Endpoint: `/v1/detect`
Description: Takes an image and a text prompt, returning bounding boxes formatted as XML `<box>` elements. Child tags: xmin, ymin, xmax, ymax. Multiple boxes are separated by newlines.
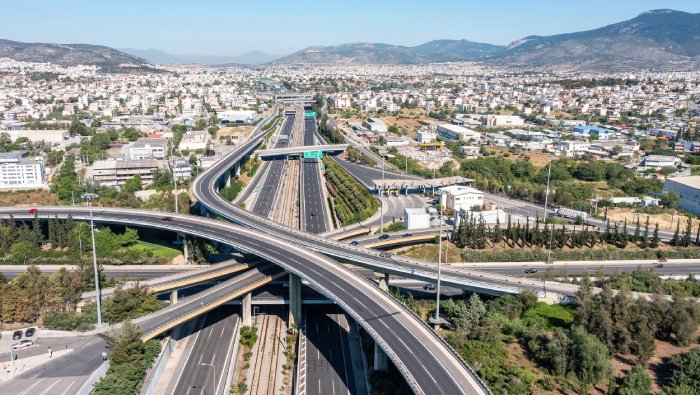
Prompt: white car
<box><xmin>11</xmin><ymin>339</ymin><xmax>33</xmax><ymax>349</ymax></box>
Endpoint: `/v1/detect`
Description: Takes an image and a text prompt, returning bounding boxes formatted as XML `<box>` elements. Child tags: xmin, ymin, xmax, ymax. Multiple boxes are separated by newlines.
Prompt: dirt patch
<box><xmin>0</xmin><ymin>190</ymin><xmax>56</xmax><ymax>206</ymax></box>
<box><xmin>217</xmin><ymin>125</ymin><xmax>254</xmax><ymax>139</ymax></box>
<box><xmin>606</xmin><ymin>207</ymin><xmax>696</xmax><ymax>234</ymax></box>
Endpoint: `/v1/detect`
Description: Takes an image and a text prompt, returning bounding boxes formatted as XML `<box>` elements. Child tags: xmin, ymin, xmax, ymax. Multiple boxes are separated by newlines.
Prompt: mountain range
<box><xmin>0</xmin><ymin>9</ymin><xmax>699</xmax><ymax>71</ymax></box>
<box><xmin>118</xmin><ymin>48</ymin><xmax>279</xmax><ymax>65</ymax></box>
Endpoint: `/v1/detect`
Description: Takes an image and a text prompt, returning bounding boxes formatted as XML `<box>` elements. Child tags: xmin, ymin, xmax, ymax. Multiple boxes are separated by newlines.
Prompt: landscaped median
<box><xmin>323</xmin><ymin>157</ymin><xmax>379</xmax><ymax>226</ymax></box>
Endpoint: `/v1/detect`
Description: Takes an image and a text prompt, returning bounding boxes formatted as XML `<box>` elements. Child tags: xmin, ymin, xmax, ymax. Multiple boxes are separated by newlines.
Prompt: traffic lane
<box><xmin>173</xmin><ymin>307</ymin><xmax>238</xmax><ymax>395</ymax></box>
<box><xmin>305</xmin><ymin>306</ymin><xmax>355</xmax><ymax>395</ymax></box>
<box><xmin>303</xmin><ymin>161</ymin><xmax>328</xmax><ymax>234</ymax></box>
<box><xmin>0</xmin><ymin>265</ymin><xmax>191</xmax><ymax>280</ymax></box>
<box><xmin>2</xmin><ymin>335</ymin><xmax>107</xmax><ymax>395</ymax></box>
<box><xmin>252</xmin><ymin>160</ymin><xmax>285</xmax><ymax>217</ymax></box>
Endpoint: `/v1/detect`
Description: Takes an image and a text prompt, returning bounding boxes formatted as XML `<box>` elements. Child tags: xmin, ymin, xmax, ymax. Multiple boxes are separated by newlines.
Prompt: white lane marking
<box><xmin>58</xmin><ymin>380</ymin><xmax>75</xmax><ymax>395</ymax></box>
<box><xmin>220</xmin><ymin>325</ymin><xmax>225</xmax><ymax>338</ymax></box>
<box><xmin>18</xmin><ymin>378</ymin><xmax>45</xmax><ymax>395</ymax></box>
<box><xmin>421</xmin><ymin>363</ymin><xmax>437</xmax><ymax>383</ymax></box>
<box><xmin>172</xmin><ymin>313</ymin><xmax>208</xmax><ymax>392</ymax></box>
<box><xmin>39</xmin><ymin>378</ymin><xmax>62</xmax><ymax>395</ymax></box>
<box><xmin>318</xmin><ymin>379</ymin><xmax>321</xmax><ymax>394</ymax></box>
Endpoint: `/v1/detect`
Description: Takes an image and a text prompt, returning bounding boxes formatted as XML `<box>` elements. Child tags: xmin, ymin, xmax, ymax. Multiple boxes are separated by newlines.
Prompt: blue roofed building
<box><xmin>573</xmin><ymin>125</ymin><xmax>613</xmax><ymax>139</ymax></box>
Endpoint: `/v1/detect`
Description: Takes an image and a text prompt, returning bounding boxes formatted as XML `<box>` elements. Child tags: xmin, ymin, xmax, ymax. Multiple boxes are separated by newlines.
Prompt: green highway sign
<box><xmin>303</xmin><ymin>151</ymin><xmax>323</xmax><ymax>159</ymax></box>
<box><xmin>305</xmin><ymin>111</ymin><xmax>316</xmax><ymax>117</ymax></box>
<box><xmin>321</xmin><ymin>164</ymin><xmax>326</xmax><ymax>169</ymax></box>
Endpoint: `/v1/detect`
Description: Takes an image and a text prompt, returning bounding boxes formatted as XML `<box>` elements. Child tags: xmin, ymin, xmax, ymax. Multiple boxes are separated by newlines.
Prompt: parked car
<box><xmin>379</xmin><ymin>252</ymin><xmax>392</xmax><ymax>258</ymax></box>
<box><xmin>11</xmin><ymin>340</ymin><xmax>33</xmax><ymax>350</ymax></box>
<box><xmin>402</xmin><ymin>233</ymin><xmax>413</xmax><ymax>237</ymax></box>
<box><xmin>379</xmin><ymin>234</ymin><xmax>390</xmax><ymax>240</ymax></box>
<box><xmin>349</xmin><ymin>241</ymin><xmax>359</xmax><ymax>246</ymax></box>
<box><xmin>25</xmin><ymin>328</ymin><xmax>35</xmax><ymax>337</ymax></box>
<box><xmin>12</xmin><ymin>330</ymin><xmax>22</xmax><ymax>340</ymax></box>
<box><xmin>27</xmin><ymin>208</ymin><xmax>38</xmax><ymax>214</ymax></box>
<box><xmin>161</xmin><ymin>216</ymin><xmax>173</xmax><ymax>222</ymax></box>
<box><xmin>524</xmin><ymin>268</ymin><xmax>538</xmax><ymax>274</ymax></box>
<box><xmin>423</xmin><ymin>284</ymin><xmax>437</xmax><ymax>291</ymax></box>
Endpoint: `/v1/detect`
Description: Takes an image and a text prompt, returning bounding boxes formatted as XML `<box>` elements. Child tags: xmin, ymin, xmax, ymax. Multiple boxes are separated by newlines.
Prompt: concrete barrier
<box><xmin>140</xmin><ymin>338</ymin><xmax>172</xmax><ymax>395</ymax></box>
<box><xmin>77</xmin><ymin>360</ymin><xmax>109</xmax><ymax>395</ymax></box>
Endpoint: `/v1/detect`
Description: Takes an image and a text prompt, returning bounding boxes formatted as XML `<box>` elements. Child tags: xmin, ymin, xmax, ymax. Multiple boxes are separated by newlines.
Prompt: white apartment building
<box><xmin>129</xmin><ymin>138</ymin><xmax>167</xmax><ymax>159</ymax></box>
<box><xmin>366</xmin><ymin>118</ymin><xmax>387</xmax><ymax>132</ymax></box>
<box><xmin>436</xmin><ymin>124</ymin><xmax>480</xmax><ymax>142</ymax></box>
<box><xmin>483</xmin><ymin>115</ymin><xmax>525</xmax><ymax>128</ymax></box>
<box><xmin>439</xmin><ymin>185</ymin><xmax>484</xmax><ymax>212</ymax></box>
<box><xmin>558</xmin><ymin>140</ymin><xmax>590</xmax><ymax>156</ymax></box>
<box><xmin>171</xmin><ymin>158</ymin><xmax>193</xmax><ymax>180</ymax></box>
<box><xmin>0</xmin><ymin>153</ymin><xmax>46</xmax><ymax>189</ymax></box>
<box><xmin>640</xmin><ymin>155</ymin><xmax>682</xmax><ymax>170</ymax></box>
<box><xmin>416</xmin><ymin>130</ymin><xmax>437</xmax><ymax>144</ymax></box>
<box><xmin>219</xmin><ymin>110</ymin><xmax>258</xmax><ymax>125</ymax></box>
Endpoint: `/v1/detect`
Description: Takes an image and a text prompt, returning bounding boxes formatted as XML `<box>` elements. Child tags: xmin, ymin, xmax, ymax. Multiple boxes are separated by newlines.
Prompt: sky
<box><xmin>2</xmin><ymin>0</ymin><xmax>699</xmax><ymax>56</ymax></box>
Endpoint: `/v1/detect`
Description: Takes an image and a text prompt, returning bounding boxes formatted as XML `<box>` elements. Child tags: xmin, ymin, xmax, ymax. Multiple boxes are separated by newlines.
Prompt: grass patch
<box><xmin>136</xmin><ymin>240</ymin><xmax>182</xmax><ymax>261</ymax></box>
<box><xmin>522</xmin><ymin>302</ymin><xmax>575</xmax><ymax>330</ymax></box>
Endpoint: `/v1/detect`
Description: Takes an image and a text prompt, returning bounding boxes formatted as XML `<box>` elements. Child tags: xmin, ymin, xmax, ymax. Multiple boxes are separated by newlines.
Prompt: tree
<box><xmin>651</xmin><ymin>223</ymin><xmax>660</xmax><ymax>248</ymax></box>
<box><xmin>122</xmin><ymin>174</ymin><xmax>142</xmax><ymax>194</ymax></box>
<box><xmin>664</xmin><ymin>348</ymin><xmax>700</xmax><ymax>395</ymax></box>
<box><xmin>683</xmin><ymin>216</ymin><xmax>693</xmax><ymax>247</ymax></box>
<box><xmin>661</xmin><ymin>191</ymin><xmax>681</xmax><ymax>209</ymax></box>
<box><xmin>616</xmin><ymin>365</ymin><xmax>652</xmax><ymax>395</ymax></box>
<box><xmin>121</xmin><ymin>127</ymin><xmax>142</xmax><ymax>142</ymax></box>
<box><xmin>568</xmin><ymin>326</ymin><xmax>612</xmax><ymax>391</ymax></box>
<box><xmin>672</xmin><ymin>221</ymin><xmax>681</xmax><ymax>246</ymax></box>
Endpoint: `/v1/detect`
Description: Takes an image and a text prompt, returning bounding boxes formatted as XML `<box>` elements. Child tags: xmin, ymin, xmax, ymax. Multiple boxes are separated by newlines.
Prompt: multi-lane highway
<box><xmin>0</xmin><ymin>207</ymin><xmax>492</xmax><ymax>395</ymax></box>
<box><xmin>252</xmin><ymin>114</ymin><xmax>294</xmax><ymax>217</ymax></box>
<box><xmin>301</xmin><ymin>116</ymin><xmax>329</xmax><ymax>233</ymax></box>
<box><xmin>169</xmin><ymin>307</ymin><xmax>239</xmax><ymax>395</ymax></box>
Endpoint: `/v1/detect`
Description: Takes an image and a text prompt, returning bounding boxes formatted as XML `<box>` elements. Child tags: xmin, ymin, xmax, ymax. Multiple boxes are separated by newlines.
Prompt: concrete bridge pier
<box><xmin>170</xmin><ymin>290</ymin><xmax>178</xmax><ymax>305</ymax></box>
<box><xmin>289</xmin><ymin>273</ymin><xmax>302</xmax><ymax>327</ymax></box>
<box><xmin>374</xmin><ymin>343</ymin><xmax>388</xmax><ymax>372</ymax></box>
<box><xmin>242</xmin><ymin>292</ymin><xmax>252</xmax><ymax>326</ymax></box>
<box><xmin>375</xmin><ymin>272</ymin><xmax>390</xmax><ymax>291</ymax></box>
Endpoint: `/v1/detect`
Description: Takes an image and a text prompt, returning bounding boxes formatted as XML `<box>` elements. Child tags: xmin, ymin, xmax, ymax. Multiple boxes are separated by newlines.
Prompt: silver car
<box><xmin>11</xmin><ymin>339</ymin><xmax>33</xmax><ymax>349</ymax></box>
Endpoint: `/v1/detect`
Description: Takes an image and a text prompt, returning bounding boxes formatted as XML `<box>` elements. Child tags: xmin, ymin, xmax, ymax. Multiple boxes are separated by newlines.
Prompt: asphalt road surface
<box><xmin>1</xmin><ymin>335</ymin><xmax>108</xmax><ymax>395</ymax></box>
<box><xmin>332</xmin><ymin>157</ymin><xmax>414</xmax><ymax>188</ymax></box>
<box><xmin>304</xmin><ymin>305</ymin><xmax>356</xmax><ymax>395</ymax></box>
<box><xmin>252</xmin><ymin>114</ymin><xmax>294</xmax><ymax>217</ymax></box>
<box><xmin>170</xmin><ymin>307</ymin><xmax>239</xmax><ymax>395</ymax></box>
<box><xmin>301</xmin><ymin>116</ymin><xmax>329</xmax><ymax>234</ymax></box>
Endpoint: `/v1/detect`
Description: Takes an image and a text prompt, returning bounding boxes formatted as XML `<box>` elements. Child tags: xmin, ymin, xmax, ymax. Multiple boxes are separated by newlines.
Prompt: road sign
<box><xmin>304</xmin><ymin>111</ymin><xmax>316</xmax><ymax>117</ymax></box>
<box><xmin>321</xmin><ymin>164</ymin><xmax>326</xmax><ymax>169</ymax></box>
<box><xmin>303</xmin><ymin>151</ymin><xmax>323</xmax><ymax>159</ymax></box>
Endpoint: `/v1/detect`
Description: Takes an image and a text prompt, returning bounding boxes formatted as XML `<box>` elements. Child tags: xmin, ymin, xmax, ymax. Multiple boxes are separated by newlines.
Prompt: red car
<box><xmin>27</xmin><ymin>208</ymin><xmax>38</xmax><ymax>214</ymax></box>
<box><xmin>161</xmin><ymin>216</ymin><xmax>173</xmax><ymax>222</ymax></box>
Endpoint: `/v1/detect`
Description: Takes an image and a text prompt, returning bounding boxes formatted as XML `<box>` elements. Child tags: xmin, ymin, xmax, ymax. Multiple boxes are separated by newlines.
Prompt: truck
<box><xmin>555</xmin><ymin>208</ymin><xmax>588</xmax><ymax>221</ymax></box>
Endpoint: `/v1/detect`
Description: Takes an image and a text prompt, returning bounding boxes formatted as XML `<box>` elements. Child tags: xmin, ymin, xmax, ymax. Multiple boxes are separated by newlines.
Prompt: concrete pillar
<box><xmin>373</xmin><ymin>342</ymin><xmax>388</xmax><ymax>372</ymax></box>
<box><xmin>170</xmin><ymin>290</ymin><xmax>178</xmax><ymax>305</ymax></box>
<box><xmin>199</xmin><ymin>204</ymin><xmax>208</xmax><ymax>217</ymax></box>
<box><xmin>375</xmin><ymin>272</ymin><xmax>389</xmax><ymax>292</ymax></box>
<box><xmin>234</xmin><ymin>163</ymin><xmax>241</xmax><ymax>177</ymax></box>
<box><xmin>289</xmin><ymin>273</ymin><xmax>302</xmax><ymax>327</ymax></box>
<box><xmin>242</xmin><ymin>292</ymin><xmax>252</xmax><ymax>326</ymax></box>
<box><xmin>181</xmin><ymin>236</ymin><xmax>188</xmax><ymax>263</ymax></box>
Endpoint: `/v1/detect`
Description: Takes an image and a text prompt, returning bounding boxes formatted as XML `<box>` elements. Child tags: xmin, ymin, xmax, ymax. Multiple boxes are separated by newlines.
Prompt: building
<box><xmin>171</xmin><ymin>158</ymin><xmax>192</xmax><ymax>180</ymax></box>
<box><xmin>456</xmin><ymin>208</ymin><xmax>507</xmax><ymax>225</ymax></box>
<box><xmin>385</xmin><ymin>135</ymin><xmax>409</xmax><ymax>146</ymax></box>
<box><xmin>366</xmin><ymin>118</ymin><xmax>387</xmax><ymax>133</ymax></box>
<box><xmin>436</xmin><ymin>124</ymin><xmax>480</xmax><ymax>142</ymax></box>
<box><xmin>573</xmin><ymin>125</ymin><xmax>613</xmax><ymax>139</ymax></box>
<box><xmin>664</xmin><ymin>176</ymin><xmax>700</xmax><ymax>215</ymax></box>
<box><xmin>558</xmin><ymin>140</ymin><xmax>590</xmax><ymax>156</ymax></box>
<box><xmin>404</xmin><ymin>208</ymin><xmax>430</xmax><ymax>230</ymax></box>
<box><xmin>92</xmin><ymin>159</ymin><xmax>166</xmax><ymax>187</ymax></box>
<box><xmin>438</xmin><ymin>185</ymin><xmax>484</xmax><ymax>212</ymax></box>
<box><xmin>416</xmin><ymin>130</ymin><xmax>436</xmax><ymax>144</ymax></box>
<box><xmin>219</xmin><ymin>110</ymin><xmax>258</xmax><ymax>125</ymax></box>
<box><xmin>483</xmin><ymin>115</ymin><xmax>524</xmax><ymax>128</ymax></box>
<box><xmin>0</xmin><ymin>153</ymin><xmax>46</xmax><ymax>189</ymax></box>
<box><xmin>129</xmin><ymin>138</ymin><xmax>167</xmax><ymax>159</ymax></box>
<box><xmin>178</xmin><ymin>131</ymin><xmax>209</xmax><ymax>151</ymax></box>
<box><xmin>639</xmin><ymin>155</ymin><xmax>682</xmax><ymax>170</ymax></box>
<box><xmin>559</xmin><ymin>120</ymin><xmax>587</xmax><ymax>127</ymax></box>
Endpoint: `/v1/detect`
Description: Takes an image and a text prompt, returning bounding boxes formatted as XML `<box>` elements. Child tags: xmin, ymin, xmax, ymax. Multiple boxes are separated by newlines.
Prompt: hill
<box><xmin>500</xmin><ymin>9</ymin><xmax>700</xmax><ymax>71</ymax></box>
<box><xmin>119</xmin><ymin>48</ymin><xmax>279</xmax><ymax>65</ymax></box>
<box><xmin>0</xmin><ymin>39</ymin><xmax>147</xmax><ymax>71</ymax></box>
<box><xmin>272</xmin><ymin>40</ymin><xmax>505</xmax><ymax>64</ymax></box>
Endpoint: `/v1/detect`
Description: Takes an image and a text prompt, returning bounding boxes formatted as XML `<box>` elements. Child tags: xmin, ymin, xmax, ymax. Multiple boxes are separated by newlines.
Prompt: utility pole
<box><xmin>380</xmin><ymin>149</ymin><xmax>385</xmax><ymax>233</ymax></box>
<box><xmin>83</xmin><ymin>193</ymin><xmax>102</xmax><ymax>327</ymax></box>
<box><xmin>543</xmin><ymin>156</ymin><xmax>552</xmax><ymax>221</ymax></box>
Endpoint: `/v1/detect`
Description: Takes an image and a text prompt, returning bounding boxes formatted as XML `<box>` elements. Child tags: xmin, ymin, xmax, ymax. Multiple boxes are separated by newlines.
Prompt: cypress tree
<box><xmin>671</xmin><ymin>221</ymin><xmax>681</xmax><ymax>247</ymax></box>
<box><xmin>683</xmin><ymin>216</ymin><xmax>692</xmax><ymax>247</ymax></box>
<box><xmin>634</xmin><ymin>217</ymin><xmax>641</xmax><ymax>242</ymax></box>
<box><xmin>492</xmin><ymin>215</ymin><xmax>502</xmax><ymax>244</ymax></box>
<box><xmin>695</xmin><ymin>223</ymin><xmax>700</xmax><ymax>246</ymax></box>
<box><xmin>651</xmin><ymin>223</ymin><xmax>660</xmax><ymax>248</ymax></box>
<box><xmin>506</xmin><ymin>214</ymin><xmax>512</xmax><ymax>246</ymax></box>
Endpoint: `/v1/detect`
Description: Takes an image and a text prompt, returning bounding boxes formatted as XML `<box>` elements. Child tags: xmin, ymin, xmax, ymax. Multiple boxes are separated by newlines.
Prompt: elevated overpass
<box><xmin>257</xmin><ymin>144</ymin><xmax>348</xmax><ymax>159</ymax></box>
<box><xmin>133</xmin><ymin>263</ymin><xmax>284</xmax><ymax>341</ymax></box>
<box><xmin>0</xmin><ymin>206</ymin><xmax>492</xmax><ymax>395</ymax></box>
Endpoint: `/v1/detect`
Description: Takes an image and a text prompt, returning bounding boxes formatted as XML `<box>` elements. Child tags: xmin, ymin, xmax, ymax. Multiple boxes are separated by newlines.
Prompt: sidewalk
<box><xmin>1</xmin><ymin>349</ymin><xmax>72</xmax><ymax>382</ymax></box>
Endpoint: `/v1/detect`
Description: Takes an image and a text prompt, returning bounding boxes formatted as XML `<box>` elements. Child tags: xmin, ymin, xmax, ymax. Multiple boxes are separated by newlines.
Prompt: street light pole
<box><xmin>380</xmin><ymin>150</ymin><xmax>385</xmax><ymax>234</ymax></box>
<box><xmin>434</xmin><ymin>203</ymin><xmax>444</xmax><ymax>322</ymax></box>
<box><xmin>85</xmin><ymin>194</ymin><xmax>103</xmax><ymax>326</ymax></box>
